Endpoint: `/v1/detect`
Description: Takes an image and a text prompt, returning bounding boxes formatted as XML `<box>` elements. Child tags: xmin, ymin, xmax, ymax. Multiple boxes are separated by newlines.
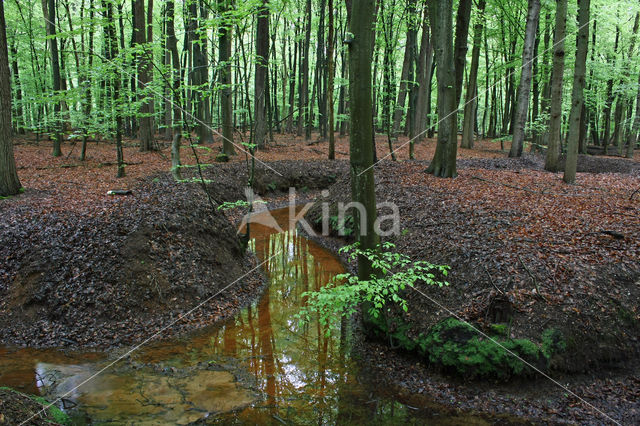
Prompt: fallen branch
<box><xmin>484</xmin><ymin>266</ymin><xmax>504</xmax><ymax>295</ymax></box>
<box><xmin>518</xmin><ymin>255</ymin><xmax>547</xmax><ymax>302</ymax></box>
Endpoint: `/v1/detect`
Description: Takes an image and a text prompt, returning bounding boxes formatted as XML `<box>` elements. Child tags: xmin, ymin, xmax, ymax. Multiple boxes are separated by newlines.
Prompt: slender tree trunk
<box><xmin>461</xmin><ymin>0</ymin><xmax>486</xmax><ymax>149</ymax></box>
<box><xmin>411</xmin><ymin>6</ymin><xmax>433</xmax><ymax>144</ymax></box>
<box><xmin>510</xmin><ymin>0</ymin><xmax>541</xmax><ymax>158</ymax></box>
<box><xmin>626</xmin><ymin>71</ymin><xmax>640</xmax><ymax>158</ymax></box>
<box><xmin>0</xmin><ymin>0</ymin><xmax>21</xmax><ymax>196</ymax></box>
<box><xmin>43</xmin><ymin>0</ymin><xmax>63</xmax><ymax>156</ymax></box>
<box><xmin>544</xmin><ymin>0</ymin><xmax>567</xmax><ymax>172</ymax></box>
<box><xmin>563</xmin><ymin>0</ymin><xmax>590</xmax><ymax>183</ymax></box>
<box><xmin>218</xmin><ymin>0</ymin><xmax>235</xmax><ymax>155</ymax></box>
<box><xmin>165</xmin><ymin>0</ymin><xmax>183</xmax><ymax>179</ymax></box>
<box><xmin>601</xmin><ymin>26</ymin><xmax>619</xmax><ymax>154</ymax></box>
<box><xmin>426</xmin><ymin>0</ymin><xmax>457</xmax><ymax>178</ymax></box>
<box><xmin>9</xmin><ymin>42</ymin><xmax>24</xmax><ymax>134</ymax></box>
<box><xmin>453</xmin><ymin>0</ymin><xmax>472</xmax><ymax>107</ymax></box>
<box><xmin>298</xmin><ymin>0</ymin><xmax>312</xmax><ymax>139</ymax></box>
<box><xmin>134</xmin><ymin>0</ymin><xmax>155</xmax><ymax>151</ymax></box>
<box><xmin>254</xmin><ymin>0</ymin><xmax>270</xmax><ymax>149</ymax></box>
<box><xmin>391</xmin><ymin>0</ymin><xmax>417</xmax><ymax>136</ymax></box>
<box><xmin>327</xmin><ymin>0</ymin><xmax>336</xmax><ymax>159</ymax></box>
<box><xmin>103</xmin><ymin>0</ymin><xmax>124</xmax><ymax>177</ymax></box>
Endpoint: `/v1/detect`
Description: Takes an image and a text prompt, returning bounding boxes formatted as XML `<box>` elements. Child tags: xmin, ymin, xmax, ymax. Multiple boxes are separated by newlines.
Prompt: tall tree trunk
<box><xmin>601</xmin><ymin>26</ymin><xmax>619</xmax><ymax>154</ymax></box>
<box><xmin>391</xmin><ymin>0</ymin><xmax>417</xmax><ymax>136</ymax></box>
<box><xmin>510</xmin><ymin>0</ymin><xmax>541</xmax><ymax>158</ymax></box>
<box><xmin>218</xmin><ymin>0</ymin><xmax>235</xmax><ymax>155</ymax></box>
<box><xmin>254</xmin><ymin>0</ymin><xmax>270</xmax><ymax>149</ymax></box>
<box><xmin>544</xmin><ymin>0</ymin><xmax>567</xmax><ymax>172</ymax></box>
<box><xmin>348</xmin><ymin>0</ymin><xmax>379</xmax><ymax>283</ymax></box>
<box><xmin>9</xmin><ymin>42</ymin><xmax>24</xmax><ymax>134</ymax></box>
<box><xmin>166</xmin><ymin>0</ymin><xmax>183</xmax><ymax>179</ymax></box>
<box><xmin>315</xmin><ymin>0</ymin><xmax>327</xmax><ymax>139</ymax></box>
<box><xmin>426</xmin><ymin>0</ymin><xmax>457</xmax><ymax>178</ymax></box>
<box><xmin>414</xmin><ymin>9</ymin><xmax>434</xmax><ymax>143</ymax></box>
<box><xmin>411</xmin><ymin>6</ymin><xmax>433</xmax><ymax>144</ymax></box>
<box><xmin>0</xmin><ymin>0</ymin><xmax>21</xmax><ymax>196</ymax></box>
<box><xmin>134</xmin><ymin>0</ymin><xmax>155</xmax><ymax>151</ymax></box>
<box><xmin>626</xmin><ymin>71</ymin><xmax>640</xmax><ymax>158</ymax></box>
<box><xmin>43</xmin><ymin>0</ymin><xmax>63</xmax><ymax>156</ymax></box>
<box><xmin>327</xmin><ymin>0</ymin><xmax>336</xmax><ymax>159</ymax></box>
<box><xmin>461</xmin><ymin>0</ymin><xmax>486</xmax><ymax>149</ymax></box>
<box><xmin>453</xmin><ymin>0</ymin><xmax>472</xmax><ymax>107</ymax></box>
<box><xmin>298</xmin><ymin>0</ymin><xmax>312</xmax><ymax>139</ymax></box>
<box><xmin>564</xmin><ymin>0</ymin><xmax>590</xmax><ymax>183</ymax></box>
<box><xmin>103</xmin><ymin>0</ymin><xmax>125</xmax><ymax>177</ymax></box>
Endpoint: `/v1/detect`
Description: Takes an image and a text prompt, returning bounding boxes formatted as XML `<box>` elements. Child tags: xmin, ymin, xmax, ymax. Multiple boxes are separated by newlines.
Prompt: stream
<box><xmin>0</xmin><ymin>208</ymin><xmax>497</xmax><ymax>425</ymax></box>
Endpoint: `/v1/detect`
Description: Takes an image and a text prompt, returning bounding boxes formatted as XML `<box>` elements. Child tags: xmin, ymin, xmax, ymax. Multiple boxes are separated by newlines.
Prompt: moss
<box><xmin>420</xmin><ymin>320</ymin><xmax>546</xmax><ymax>379</ymax></box>
<box><xmin>490</xmin><ymin>323</ymin><xmax>509</xmax><ymax>336</ymax></box>
<box><xmin>542</xmin><ymin>328</ymin><xmax>566</xmax><ymax>359</ymax></box>
<box><xmin>373</xmin><ymin>317</ymin><xmax>554</xmax><ymax>380</ymax></box>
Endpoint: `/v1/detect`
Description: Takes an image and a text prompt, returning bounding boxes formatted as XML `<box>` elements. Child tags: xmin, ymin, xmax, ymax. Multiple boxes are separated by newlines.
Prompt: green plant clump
<box><xmin>418</xmin><ymin>318</ymin><xmax>546</xmax><ymax>379</ymax></box>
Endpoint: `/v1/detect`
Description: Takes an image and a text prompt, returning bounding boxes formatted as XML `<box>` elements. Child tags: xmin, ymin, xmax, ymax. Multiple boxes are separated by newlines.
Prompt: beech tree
<box><xmin>0</xmin><ymin>0</ymin><xmax>21</xmax><ymax>196</ymax></box>
<box><xmin>545</xmin><ymin>0</ymin><xmax>567</xmax><ymax>172</ymax></box>
<box><xmin>510</xmin><ymin>0</ymin><xmax>541</xmax><ymax>158</ymax></box>
<box><xmin>564</xmin><ymin>0</ymin><xmax>590</xmax><ymax>183</ymax></box>
<box><xmin>426</xmin><ymin>0</ymin><xmax>457</xmax><ymax>178</ymax></box>
<box><xmin>348</xmin><ymin>0</ymin><xmax>378</xmax><ymax>279</ymax></box>
<box><xmin>254</xmin><ymin>0</ymin><xmax>270</xmax><ymax>149</ymax></box>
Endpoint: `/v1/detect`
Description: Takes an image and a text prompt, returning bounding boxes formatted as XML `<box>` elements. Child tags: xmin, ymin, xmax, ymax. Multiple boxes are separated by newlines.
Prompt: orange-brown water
<box><xmin>0</xmin><ymin>208</ymin><xmax>498</xmax><ymax>424</ymax></box>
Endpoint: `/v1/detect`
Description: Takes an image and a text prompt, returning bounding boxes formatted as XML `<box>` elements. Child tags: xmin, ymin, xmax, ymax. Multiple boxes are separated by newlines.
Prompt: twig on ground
<box><xmin>484</xmin><ymin>267</ymin><xmax>504</xmax><ymax>295</ymax></box>
<box><xmin>518</xmin><ymin>255</ymin><xmax>547</xmax><ymax>301</ymax></box>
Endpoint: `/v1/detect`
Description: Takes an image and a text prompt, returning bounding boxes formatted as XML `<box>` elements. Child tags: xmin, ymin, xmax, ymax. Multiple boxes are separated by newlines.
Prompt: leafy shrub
<box><xmin>297</xmin><ymin>242</ymin><xmax>449</xmax><ymax>328</ymax></box>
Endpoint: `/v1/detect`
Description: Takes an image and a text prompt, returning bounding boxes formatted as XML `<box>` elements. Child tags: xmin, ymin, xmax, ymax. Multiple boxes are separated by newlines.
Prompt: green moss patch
<box><xmin>369</xmin><ymin>316</ymin><xmax>567</xmax><ymax>380</ymax></box>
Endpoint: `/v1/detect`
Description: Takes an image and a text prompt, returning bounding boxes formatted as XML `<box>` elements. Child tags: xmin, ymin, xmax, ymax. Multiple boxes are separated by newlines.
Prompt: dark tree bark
<box><xmin>254</xmin><ymin>0</ymin><xmax>270</xmax><ymax>149</ymax></box>
<box><xmin>348</xmin><ymin>0</ymin><xmax>379</xmax><ymax>281</ymax></box>
<box><xmin>298</xmin><ymin>0</ymin><xmax>312</xmax><ymax>139</ymax></box>
<box><xmin>134</xmin><ymin>0</ymin><xmax>156</xmax><ymax>151</ymax></box>
<box><xmin>413</xmin><ymin>5</ymin><xmax>433</xmax><ymax>143</ymax></box>
<box><xmin>43</xmin><ymin>0</ymin><xmax>63</xmax><ymax>156</ymax></box>
<box><xmin>165</xmin><ymin>0</ymin><xmax>183</xmax><ymax>179</ymax></box>
<box><xmin>103</xmin><ymin>0</ymin><xmax>125</xmax><ymax>177</ymax></box>
<box><xmin>391</xmin><ymin>0</ymin><xmax>417</xmax><ymax>136</ymax></box>
<box><xmin>461</xmin><ymin>0</ymin><xmax>486</xmax><ymax>149</ymax></box>
<box><xmin>601</xmin><ymin>26</ymin><xmax>619</xmax><ymax>154</ymax></box>
<box><xmin>327</xmin><ymin>0</ymin><xmax>336</xmax><ymax>159</ymax></box>
<box><xmin>453</xmin><ymin>0</ymin><xmax>472</xmax><ymax>107</ymax></box>
<box><xmin>544</xmin><ymin>0</ymin><xmax>567</xmax><ymax>172</ymax></box>
<box><xmin>218</xmin><ymin>0</ymin><xmax>235</xmax><ymax>155</ymax></box>
<box><xmin>0</xmin><ymin>0</ymin><xmax>21</xmax><ymax>196</ymax></box>
<box><xmin>426</xmin><ymin>0</ymin><xmax>457</xmax><ymax>178</ymax></box>
<box><xmin>510</xmin><ymin>0</ymin><xmax>541</xmax><ymax>158</ymax></box>
<box><xmin>564</xmin><ymin>0</ymin><xmax>590</xmax><ymax>183</ymax></box>
<box><xmin>626</xmin><ymin>71</ymin><xmax>640</xmax><ymax>158</ymax></box>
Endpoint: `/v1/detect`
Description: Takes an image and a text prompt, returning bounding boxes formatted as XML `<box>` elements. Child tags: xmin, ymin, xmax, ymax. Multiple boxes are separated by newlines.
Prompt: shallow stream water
<box><xmin>0</xmin><ymin>208</ymin><xmax>498</xmax><ymax>424</ymax></box>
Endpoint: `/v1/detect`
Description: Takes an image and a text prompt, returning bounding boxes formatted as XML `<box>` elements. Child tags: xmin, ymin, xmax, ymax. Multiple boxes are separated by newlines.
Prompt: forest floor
<box><xmin>2</xmin><ymin>132</ymin><xmax>640</xmax><ymax>424</ymax></box>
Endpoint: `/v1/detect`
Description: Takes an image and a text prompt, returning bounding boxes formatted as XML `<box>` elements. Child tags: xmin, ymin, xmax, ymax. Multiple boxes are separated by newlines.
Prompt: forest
<box><xmin>0</xmin><ymin>0</ymin><xmax>639</xmax><ymax>424</ymax></box>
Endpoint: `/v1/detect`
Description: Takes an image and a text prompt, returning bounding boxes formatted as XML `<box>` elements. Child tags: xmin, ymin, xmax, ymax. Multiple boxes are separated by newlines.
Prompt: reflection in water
<box><xmin>0</xmin><ymin>208</ymin><xmax>501</xmax><ymax>425</ymax></box>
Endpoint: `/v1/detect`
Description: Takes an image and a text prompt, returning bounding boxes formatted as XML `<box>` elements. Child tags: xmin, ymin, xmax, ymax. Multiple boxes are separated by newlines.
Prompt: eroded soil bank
<box><xmin>302</xmin><ymin>154</ymin><xmax>640</xmax><ymax>424</ymax></box>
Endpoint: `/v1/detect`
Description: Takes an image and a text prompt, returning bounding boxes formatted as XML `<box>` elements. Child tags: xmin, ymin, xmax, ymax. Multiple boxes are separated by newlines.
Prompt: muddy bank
<box><xmin>302</xmin><ymin>155</ymin><xmax>640</xmax><ymax>424</ymax></box>
<box><xmin>0</xmin><ymin>386</ymin><xmax>68</xmax><ymax>425</ymax></box>
<box><xmin>0</xmin><ymin>172</ymin><xmax>263</xmax><ymax>349</ymax></box>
